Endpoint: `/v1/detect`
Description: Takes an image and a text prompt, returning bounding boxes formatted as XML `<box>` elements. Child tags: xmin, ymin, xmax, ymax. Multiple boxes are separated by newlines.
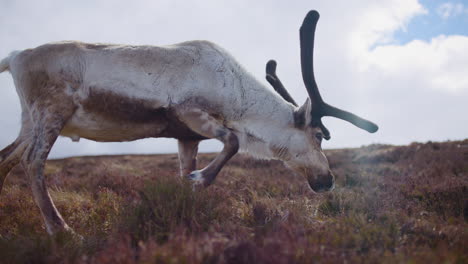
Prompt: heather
<box><xmin>0</xmin><ymin>140</ymin><xmax>466</xmax><ymax>263</ymax></box>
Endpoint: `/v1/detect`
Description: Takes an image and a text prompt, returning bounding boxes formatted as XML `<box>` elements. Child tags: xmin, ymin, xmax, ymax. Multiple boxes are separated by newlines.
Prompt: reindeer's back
<box><xmin>9</xmin><ymin>40</ymin><xmax>278</xmax><ymax>123</ymax></box>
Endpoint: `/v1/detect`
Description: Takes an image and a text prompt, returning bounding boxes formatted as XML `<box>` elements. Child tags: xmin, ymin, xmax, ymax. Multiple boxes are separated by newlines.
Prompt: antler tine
<box><xmin>300</xmin><ymin>10</ymin><xmax>323</xmax><ymax>107</ymax></box>
<box><xmin>318</xmin><ymin>120</ymin><xmax>331</xmax><ymax>140</ymax></box>
<box><xmin>266</xmin><ymin>60</ymin><xmax>298</xmax><ymax>107</ymax></box>
<box><xmin>323</xmin><ymin>103</ymin><xmax>379</xmax><ymax>133</ymax></box>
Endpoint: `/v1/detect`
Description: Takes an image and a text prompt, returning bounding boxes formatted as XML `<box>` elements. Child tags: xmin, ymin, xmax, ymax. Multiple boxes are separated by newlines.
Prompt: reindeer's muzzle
<box><xmin>308</xmin><ymin>170</ymin><xmax>335</xmax><ymax>193</ymax></box>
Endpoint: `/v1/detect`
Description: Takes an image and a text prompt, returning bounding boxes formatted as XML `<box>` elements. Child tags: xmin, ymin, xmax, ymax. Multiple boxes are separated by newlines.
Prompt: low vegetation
<box><xmin>0</xmin><ymin>140</ymin><xmax>467</xmax><ymax>263</ymax></box>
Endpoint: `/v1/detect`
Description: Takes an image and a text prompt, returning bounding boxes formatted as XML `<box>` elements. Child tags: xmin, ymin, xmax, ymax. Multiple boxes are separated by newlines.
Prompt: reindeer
<box><xmin>0</xmin><ymin>10</ymin><xmax>377</xmax><ymax>235</ymax></box>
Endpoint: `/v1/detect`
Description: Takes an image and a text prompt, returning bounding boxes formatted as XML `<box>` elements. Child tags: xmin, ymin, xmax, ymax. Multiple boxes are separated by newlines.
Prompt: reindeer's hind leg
<box><xmin>0</xmin><ymin>114</ymin><xmax>32</xmax><ymax>194</ymax></box>
<box><xmin>176</xmin><ymin>109</ymin><xmax>239</xmax><ymax>187</ymax></box>
<box><xmin>177</xmin><ymin>140</ymin><xmax>200</xmax><ymax>177</ymax></box>
<box><xmin>21</xmin><ymin>99</ymin><xmax>75</xmax><ymax>235</ymax></box>
<box><xmin>0</xmin><ymin>141</ymin><xmax>24</xmax><ymax>194</ymax></box>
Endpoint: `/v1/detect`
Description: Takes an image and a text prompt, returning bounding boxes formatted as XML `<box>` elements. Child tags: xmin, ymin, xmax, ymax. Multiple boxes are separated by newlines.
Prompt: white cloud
<box><xmin>342</xmin><ymin>0</ymin><xmax>468</xmax><ymax>94</ymax></box>
<box><xmin>330</xmin><ymin>0</ymin><xmax>468</xmax><ymax>147</ymax></box>
<box><xmin>0</xmin><ymin>0</ymin><xmax>466</xmax><ymax>158</ymax></box>
<box><xmin>360</xmin><ymin>35</ymin><xmax>468</xmax><ymax>93</ymax></box>
<box><xmin>349</xmin><ymin>0</ymin><xmax>427</xmax><ymax>55</ymax></box>
<box><xmin>437</xmin><ymin>2</ymin><xmax>465</xmax><ymax>19</ymax></box>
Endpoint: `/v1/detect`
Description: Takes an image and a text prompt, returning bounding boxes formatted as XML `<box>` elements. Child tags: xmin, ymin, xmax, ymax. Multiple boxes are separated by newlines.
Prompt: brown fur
<box><xmin>83</xmin><ymin>88</ymin><xmax>166</xmax><ymax>123</ymax></box>
<box><xmin>63</xmin><ymin>89</ymin><xmax>208</xmax><ymax>141</ymax></box>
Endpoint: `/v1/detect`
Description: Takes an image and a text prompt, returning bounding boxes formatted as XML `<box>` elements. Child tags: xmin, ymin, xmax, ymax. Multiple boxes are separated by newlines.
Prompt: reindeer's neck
<box><xmin>236</xmin><ymin>123</ymin><xmax>300</xmax><ymax>161</ymax></box>
<box><xmin>229</xmin><ymin>77</ymin><xmax>300</xmax><ymax>161</ymax></box>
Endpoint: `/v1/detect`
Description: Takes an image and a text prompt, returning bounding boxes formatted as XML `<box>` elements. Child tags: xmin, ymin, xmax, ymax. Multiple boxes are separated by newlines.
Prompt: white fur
<box><xmin>1</xmin><ymin>40</ymin><xmax>325</xmax><ymax>175</ymax></box>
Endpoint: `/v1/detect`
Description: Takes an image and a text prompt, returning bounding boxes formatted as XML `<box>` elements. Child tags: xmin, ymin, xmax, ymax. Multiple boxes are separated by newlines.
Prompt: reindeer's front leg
<box><xmin>177</xmin><ymin>140</ymin><xmax>200</xmax><ymax>177</ymax></box>
<box><xmin>176</xmin><ymin>109</ymin><xmax>239</xmax><ymax>187</ymax></box>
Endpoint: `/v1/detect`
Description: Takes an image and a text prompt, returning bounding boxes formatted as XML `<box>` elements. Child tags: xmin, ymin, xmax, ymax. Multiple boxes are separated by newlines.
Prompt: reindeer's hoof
<box><xmin>187</xmin><ymin>170</ymin><xmax>204</xmax><ymax>183</ymax></box>
<box><xmin>52</xmin><ymin>228</ymin><xmax>84</xmax><ymax>244</ymax></box>
<box><xmin>70</xmin><ymin>231</ymin><xmax>85</xmax><ymax>243</ymax></box>
<box><xmin>186</xmin><ymin>170</ymin><xmax>207</xmax><ymax>190</ymax></box>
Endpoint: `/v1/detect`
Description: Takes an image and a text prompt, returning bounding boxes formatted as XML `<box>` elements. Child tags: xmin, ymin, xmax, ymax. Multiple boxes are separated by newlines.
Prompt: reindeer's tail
<box><xmin>0</xmin><ymin>51</ymin><xmax>20</xmax><ymax>74</ymax></box>
<box><xmin>0</xmin><ymin>57</ymin><xmax>9</xmax><ymax>73</ymax></box>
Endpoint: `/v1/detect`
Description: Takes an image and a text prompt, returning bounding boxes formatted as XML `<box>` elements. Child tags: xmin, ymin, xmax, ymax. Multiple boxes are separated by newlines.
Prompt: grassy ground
<box><xmin>0</xmin><ymin>140</ymin><xmax>466</xmax><ymax>263</ymax></box>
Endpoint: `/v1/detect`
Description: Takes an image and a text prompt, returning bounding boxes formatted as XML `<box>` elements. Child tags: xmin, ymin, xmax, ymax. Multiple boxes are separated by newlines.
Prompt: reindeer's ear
<box><xmin>294</xmin><ymin>98</ymin><xmax>312</xmax><ymax>128</ymax></box>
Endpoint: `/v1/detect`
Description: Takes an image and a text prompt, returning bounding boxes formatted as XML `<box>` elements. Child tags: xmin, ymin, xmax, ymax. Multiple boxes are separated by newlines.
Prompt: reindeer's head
<box><xmin>266</xmin><ymin>10</ymin><xmax>378</xmax><ymax>193</ymax></box>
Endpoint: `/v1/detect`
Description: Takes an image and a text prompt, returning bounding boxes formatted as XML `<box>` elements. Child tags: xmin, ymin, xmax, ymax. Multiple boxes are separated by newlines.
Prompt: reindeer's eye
<box><xmin>315</xmin><ymin>132</ymin><xmax>323</xmax><ymax>142</ymax></box>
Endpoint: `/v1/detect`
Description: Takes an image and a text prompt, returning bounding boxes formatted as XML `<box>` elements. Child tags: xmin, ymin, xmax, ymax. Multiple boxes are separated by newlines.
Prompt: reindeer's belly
<box><xmin>60</xmin><ymin>108</ymin><xmax>168</xmax><ymax>142</ymax></box>
<box><xmin>60</xmin><ymin>111</ymin><xmax>206</xmax><ymax>142</ymax></box>
<box><xmin>61</xmin><ymin>107</ymin><xmax>206</xmax><ymax>142</ymax></box>
<box><xmin>61</xmin><ymin>86</ymin><xmax>207</xmax><ymax>142</ymax></box>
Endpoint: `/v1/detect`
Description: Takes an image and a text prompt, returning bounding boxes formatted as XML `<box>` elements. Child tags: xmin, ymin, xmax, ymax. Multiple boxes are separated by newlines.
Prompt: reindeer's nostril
<box><xmin>309</xmin><ymin>172</ymin><xmax>334</xmax><ymax>192</ymax></box>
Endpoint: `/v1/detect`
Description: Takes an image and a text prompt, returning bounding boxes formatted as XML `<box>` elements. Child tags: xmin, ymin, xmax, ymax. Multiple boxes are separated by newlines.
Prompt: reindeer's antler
<box><xmin>266</xmin><ymin>60</ymin><xmax>298</xmax><ymax>107</ymax></box>
<box><xmin>266</xmin><ymin>59</ymin><xmax>331</xmax><ymax>140</ymax></box>
<box><xmin>300</xmin><ymin>10</ymin><xmax>378</xmax><ymax>133</ymax></box>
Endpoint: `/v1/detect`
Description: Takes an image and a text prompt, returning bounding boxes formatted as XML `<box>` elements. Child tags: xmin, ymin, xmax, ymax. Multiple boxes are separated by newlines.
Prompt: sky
<box><xmin>0</xmin><ymin>0</ymin><xmax>467</xmax><ymax>158</ymax></box>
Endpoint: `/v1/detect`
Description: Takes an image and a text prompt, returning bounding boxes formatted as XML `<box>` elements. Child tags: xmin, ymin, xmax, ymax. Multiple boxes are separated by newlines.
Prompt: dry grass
<box><xmin>0</xmin><ymin>140</ymin><xmax>467</xmax><ymax>263</ymax></box>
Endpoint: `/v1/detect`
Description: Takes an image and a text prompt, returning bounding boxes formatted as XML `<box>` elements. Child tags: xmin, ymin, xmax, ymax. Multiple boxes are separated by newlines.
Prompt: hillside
<box><xmin>0</xmin><ymin>140</ymin><xmax>467</xmax><ymax>263</ymax></box>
